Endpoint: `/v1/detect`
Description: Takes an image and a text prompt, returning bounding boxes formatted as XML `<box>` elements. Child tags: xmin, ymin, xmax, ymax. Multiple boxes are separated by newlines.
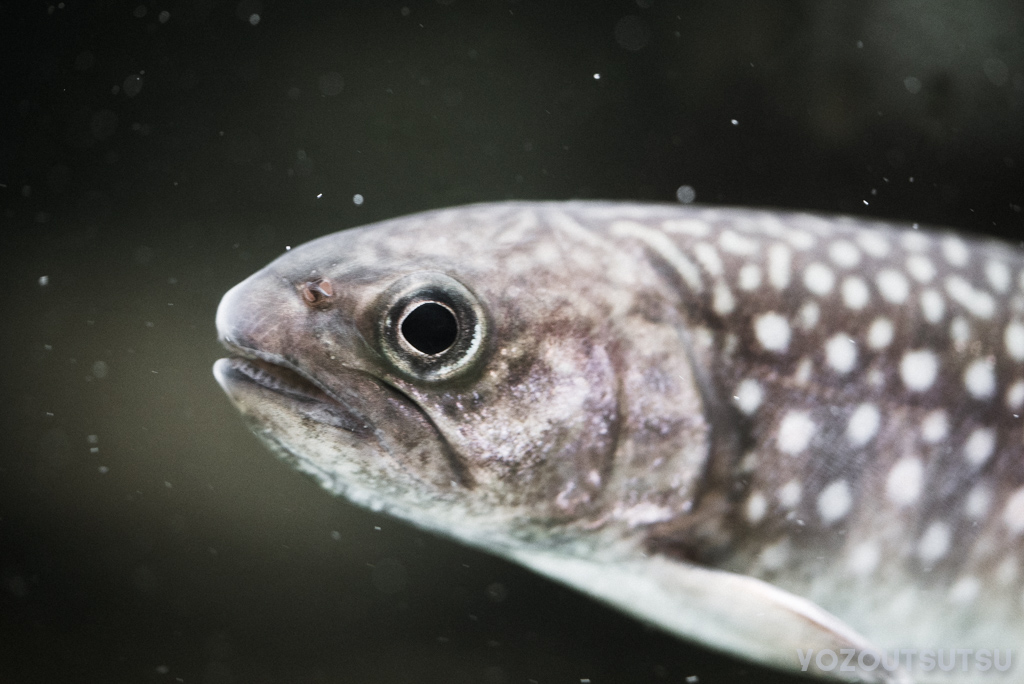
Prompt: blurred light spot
<box><xmin>92</xmin><ymin>361</ymin><xmax>108</xmax><ymax>379</ymax></box>
<box><xmin>676</xmin><ymin>185</ymin><xmax>697</xmax><ymax>203</ymax></box>
<box><xmin>158</xmin><ymin>10</ymin><xmax>170</xmax><ymax>23</ymax></box>
<box><xmin>353</xmin><ymin>194</ymin><xmax>364</xmax><ymax>205</ymax></box>
<box><xmin>123</xmin><ymin>74</ymin><xmax>144</xmax><ymax>98</ymax></box>
<box><xmin>38</xmin><ymin>275</ymin><xmax>49</xmax><ymax>286</ymax></box>
<box><xmin>903</xmin><ymin>76</ymin><xmax>922</xmax><ymax>94</ymax></box>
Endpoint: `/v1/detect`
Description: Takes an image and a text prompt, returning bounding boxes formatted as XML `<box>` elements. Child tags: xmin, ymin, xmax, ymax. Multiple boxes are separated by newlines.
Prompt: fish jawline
<box><xmin>214</xmin><ymin>347</ymin><xmax>373</xmax><ymax>435</ymax></box>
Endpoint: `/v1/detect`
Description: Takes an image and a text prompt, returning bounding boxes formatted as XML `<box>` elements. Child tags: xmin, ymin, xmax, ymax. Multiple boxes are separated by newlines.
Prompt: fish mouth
<box><xmin>213</xmin><ymin>345</ymin><xmax>373</xmax><ymax>435</ymax></box>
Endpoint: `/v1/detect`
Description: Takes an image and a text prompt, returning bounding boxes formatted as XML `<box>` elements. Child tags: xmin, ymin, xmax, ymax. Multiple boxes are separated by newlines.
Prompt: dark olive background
<box><xmin>1</xmin><ymin>1</ymin><xmax>1022</xmax><ymax>683</ymax></box>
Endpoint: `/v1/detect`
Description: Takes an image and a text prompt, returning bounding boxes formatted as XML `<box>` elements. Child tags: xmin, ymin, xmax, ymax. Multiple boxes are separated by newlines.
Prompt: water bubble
<box><xmin>903</xmin><ymin>76</ymin><xmax>922</xmax><ymax>94</ymax></box>
<box><xmin>123</xmin><ymin>74</ymin><xmax>144</xmax><ymax>98</ymax></box>
<box><xmin>353</xmin><ymin>194</ymin><xmax>364</xmax><ymax>205</ymax></box>
<box><xmin>675</xmin><ymin>185</ymin><xmax>696</xmax><ymax>203</ymax></box>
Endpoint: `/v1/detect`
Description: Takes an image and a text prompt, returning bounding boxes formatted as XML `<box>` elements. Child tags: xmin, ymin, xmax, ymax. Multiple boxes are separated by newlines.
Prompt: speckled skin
<box><xmin>214</xmin><ymin>202</ymin><xmax>1024</xmax><ymax>683</ymax></box>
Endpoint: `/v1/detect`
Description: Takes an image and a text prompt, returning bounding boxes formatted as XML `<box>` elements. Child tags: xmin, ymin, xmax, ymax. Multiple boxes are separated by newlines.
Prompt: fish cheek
<box><xmin>448</xmin><ymin>335</ymin><xmax>620</xmax><ymax>520</ymax></box>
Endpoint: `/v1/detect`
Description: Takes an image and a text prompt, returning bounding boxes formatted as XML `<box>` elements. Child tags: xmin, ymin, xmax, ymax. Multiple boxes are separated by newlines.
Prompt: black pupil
<box><xmin>401</xmin><ymin>302</ymin><xmax>458</xmax><ymax>355</ymax></box>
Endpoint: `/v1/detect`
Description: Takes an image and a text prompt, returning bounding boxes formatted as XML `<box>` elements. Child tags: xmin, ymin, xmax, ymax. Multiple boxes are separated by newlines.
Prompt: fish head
<box><xmin>213</xmin><ymin>205</ymin><xmax>671</xmax><ymax>546</ymax></box>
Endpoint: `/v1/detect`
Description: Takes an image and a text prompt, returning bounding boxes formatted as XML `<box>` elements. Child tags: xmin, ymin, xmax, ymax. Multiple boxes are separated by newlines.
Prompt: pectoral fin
<box><xmin>511</xmin><ymin>550</ymin><xmax>912</xmax><ymax>683</ymax></box>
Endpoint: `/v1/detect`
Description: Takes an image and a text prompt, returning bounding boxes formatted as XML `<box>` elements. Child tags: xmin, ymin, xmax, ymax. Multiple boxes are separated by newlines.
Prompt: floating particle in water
<box><xmin>123</xmin><ymin>74</ymin><xmax>144</xmax><ymax>98</ymax></box>
<box><xmin>676</xmin><ymin>185</ymin><xmax>697</xmax><ymax>204</ymax></box>
<box><xmin>353</xmin><ymin>194</ymin><xmax>364</xmax><ymax>206</ymax></box>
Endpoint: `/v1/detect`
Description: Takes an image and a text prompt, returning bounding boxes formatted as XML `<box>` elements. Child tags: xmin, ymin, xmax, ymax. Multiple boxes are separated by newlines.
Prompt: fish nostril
<box><xmin>301</xmin><ymin>278</ymin><xmax>334</xmax><ymax>306</ymax></box>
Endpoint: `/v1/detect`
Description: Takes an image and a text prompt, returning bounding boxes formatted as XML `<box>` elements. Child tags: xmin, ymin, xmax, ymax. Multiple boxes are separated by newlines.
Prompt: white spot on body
<box><xmin>1004</xmin><ymin>488</ymin><xmax>1024</xmax><ymax>535</ymax></box>
<box><xmin>906</xmin><ymin>255</ymin><xmax>937</xmax><ymax>283</ymax></box>
<box><xmin>986</xmin><ymin>260</ymin><xmax>1011</xmax><ymax>293</ymax></box>
<box><xmin>719</xmin><ymin>230</ymin><xmax>759</xmax><ymax>256</ymax></box>
<box><xmin>734</xmin><ymin>379</ymin><xmax>764</xmax><ymax>415</ymax></box>
<box><xmin>856</xmin><ymin>231</ymin><xmax>890</xmax><ymax>258</ymax></box>
<box><xmin>768</xmin><ymin>243</ymin><xmax>792</xmax><ymax>290</ymax></box>
<box><xmin>777</xmin><ymin>410</ymin><xmax>815</xmax><ymax>455</ymax></box>
<box><xmin>1005</xmin><ymin>322</ymin><xmax>1024</xmax><ymax>362</ymax></box>
<box><xmin>963</xmin><ymin>358</ymin><xmax>996</xmax><ymax>399</ymax></box>
<box><xmin>919</xmin><ymin>289</ymin><xmax>945</xmax><ymax>324</ymax></box>
<box><xmin>798</xmin><ymin>301</ymin><xmax>820</xmax><ymax>330</ymax></box>
<box><xmin>793</xmin><ymin>357</ymin><xmax>813</xmax><ymax>385</ymax></box>
<box><xmin>963</xmin><ymin>427</ymin><xmax>996</xmax><ymax>467</ymax></box>
<box><xmin>950</xmin><ymin>316</ymin><xmax>971</xmax><ymax>351</ymax></box>
<box><xmin>693</xmin><ymin>242</ymin><xmax>724</xmax><ymax>277</ymax></box>
<box><xmin>662</xmin><ymin>219</ymin><xmax>710</xmax><ymax>237</ymax></box>
<box><xmin>758</xmin><ymin>539</ymin><xmax>790</xmax><ymax>570</ymax></box>
<box><xmin>785</xmin><ymin>230</ymin><xmax>815</xmax><ymax>250</ymax></box>
<box><xmin>846</xmin><ymin>403</ymin><xmax>880</xmax><ymax>446</ymax></box>
<box><xmin>828</xmin><ymin>240</ymin><xmax>861</xmax><ymax>268</ymax></box>
<box><xmin>942</xmin><ymin>237</ymin><xmax>969</xmax><ymax>267</ymax></box>
<box><xmin>948</xmin><ymin>576</ymin><xmax>981</xmax><ymax>604</ymax></box>
<box><xmin>841</xmin><ymin>277</ymin><xmax>870</xmax><ymax>310</ymax></box>
<box><xmin>964</xmin><ymin>485</ymin><xmax>992</xmax><ymax>519</ymax></box>
<box><xmin>945</xmin><ymin>276</ymin><xmax>995</xmax><ymax>319</ymax></box>
<box><xmin>877</xmin><ymin>269</ymin><xmax>910</xmax><ymax>304</ymax></box>
<box><xmin>778</xmin><ymin>480</ymin><xmax>802</xmax><ymax>508</ymax></box>
<box><xmin>917</xmin><ymin>522</ymin><xmax>951</xmax><ymax>564</ymax></box>
<box><xmin>611</xmin><ymin>220</ymin><xmax>703</xmax><ymax>292</ymax></box>
<box><xmin>754</xmin><ymin>312</ymin><xmax>791</xmax><ymax>353</ymax></box>
<box><xmin>712</xmin><ymin>281</ymin><xmax>736</xmax><ymax>316</ymax></box>
<box><xmin>920</xmin><ymin>410</ymin><xmax>948</xmax><ymax>443</ymax></box>
<box><xmin>900</xmin><ymin>231</ymin><xmax>929</xmax><ymax>252</ymax></box>
<box><xmin>900</xmin><ymin>349</ymin><xmax>939</xmax><ymax>392</ymax></box>
<box><xmin>847</xmin><ymin>541</ymin><xmax>880</xmax><ymax>576</ymax></box>
<box><xmin>817</xmin><ymin>480</ymin><xmax>853</xmax><ymax>524</ymax></box>
<box><xmin>745</xmin><ymin>491</ymin><xmax>768</xmax><ymax>523</ymax></box>
<box><xmin>1007</xmin><ymin>380</ymin><xmax>1024</xmax><ymax>411</ymax></box>
<box><xmin>738</xmin><ymin>263</ymin><xmax>761</xmax><ymax>290</ymax></box>
<box><xmin>886</xmin><ymin>457</ymin><xmax>923</xmax><ymax>507</ymax></box>
<box><xmin>825</xmin><ymin>335</ymin><xmax>857</xmax><ymax>374</ymax></box>
<box><xmin>803</xmin><ymin>262</ymin><xmax>835</xmax><ymax>296</ymax></box>
<box><xmin>867</xmin><ymin>318</ymin><xmax>894</xmax><ymax>349</ymax></box>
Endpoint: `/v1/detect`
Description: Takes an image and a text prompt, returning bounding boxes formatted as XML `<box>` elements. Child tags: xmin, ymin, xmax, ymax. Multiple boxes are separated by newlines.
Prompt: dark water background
<box><xmin>2</xmin><ymin>2</ymin><xmax>1022</xmax><ymax>683</ymax></box>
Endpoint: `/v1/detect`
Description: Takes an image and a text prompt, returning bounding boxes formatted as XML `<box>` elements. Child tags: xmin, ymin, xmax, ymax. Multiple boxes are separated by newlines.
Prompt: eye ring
<box><xmin>376</xmin><ymin>272</ymin><xmax>487</xmax><ymax>383</ymax></box>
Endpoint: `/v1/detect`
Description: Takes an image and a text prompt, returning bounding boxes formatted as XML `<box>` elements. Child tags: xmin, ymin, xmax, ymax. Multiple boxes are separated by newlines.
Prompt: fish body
<box><xmin>214</xmin><ymin>202</ymin><xmax>1024</xmax><ymax>683</ymax></box>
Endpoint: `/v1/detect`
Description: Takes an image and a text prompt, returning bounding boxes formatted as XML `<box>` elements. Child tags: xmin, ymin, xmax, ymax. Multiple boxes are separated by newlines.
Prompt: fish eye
<box><xmin>400</xmin><ymin>302</ymin><xmax>459</xmax><ymax>355</ymax></box>
<box><xmin>376</xmin><ymin>272</ymin><xmax>487</xmax><ymax>382</ymax></box>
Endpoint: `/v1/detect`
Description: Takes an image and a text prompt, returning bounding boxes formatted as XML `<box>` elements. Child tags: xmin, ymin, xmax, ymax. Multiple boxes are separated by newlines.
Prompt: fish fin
<box><xmin>511</xmin><ymin>549</ymin><xmax>912</xmax><ymax>683</ymax></box>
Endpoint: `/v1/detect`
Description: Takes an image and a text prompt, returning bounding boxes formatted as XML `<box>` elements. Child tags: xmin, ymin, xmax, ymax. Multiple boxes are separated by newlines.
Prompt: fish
<box><xmin>213</xmin><ymin>201</ymin><xmax>1024</xmax><ymax>683</ymax></box>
